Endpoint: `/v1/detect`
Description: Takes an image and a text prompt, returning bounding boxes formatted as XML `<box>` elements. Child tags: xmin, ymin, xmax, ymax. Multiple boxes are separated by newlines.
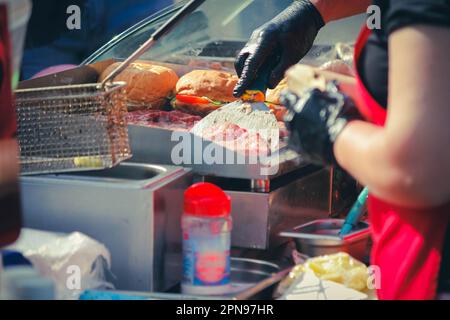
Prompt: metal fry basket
<box><xmin>15</xmin><ymin>82</ymin><xmax>132</xmax><ymax>175</ymax></box>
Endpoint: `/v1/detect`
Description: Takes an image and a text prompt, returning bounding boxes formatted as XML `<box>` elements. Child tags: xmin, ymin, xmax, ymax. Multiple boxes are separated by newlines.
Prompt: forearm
<box><xmin>0</xmin><ymin>140</ymin><xmax>19</xmax><ymax>184</ymax></box>
<box><xmin>334</xmin><ymin>121</ymin><xmax>450</xmax><ymax>209</ymax></box>
<box><xmin>334</xmin><ymin>122</ymin><xmax>398</xmax><ymax>202</ymax></box>
<box><xmin>310</xmin><ymin>0</ymin><xmax>371</xmax><ymax>23</ymax></box>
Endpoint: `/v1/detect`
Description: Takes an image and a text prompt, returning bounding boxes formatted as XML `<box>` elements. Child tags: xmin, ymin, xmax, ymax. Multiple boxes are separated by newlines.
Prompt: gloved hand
<box><xmin>233</xmin><ymin>0</ymin><xmax>325</xmax><ymax>97</ymax></box>
<box><xmin>281</xmin><ymin>82</ymin><xmax>362</xmax><ymax>166</ymax></box>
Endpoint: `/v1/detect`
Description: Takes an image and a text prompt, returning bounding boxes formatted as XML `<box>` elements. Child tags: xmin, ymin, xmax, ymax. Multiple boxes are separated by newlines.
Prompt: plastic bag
<box><xmin>6</xmin><ymin>228</ymin><xmax>114</xmax><ymax>300</ymax></box>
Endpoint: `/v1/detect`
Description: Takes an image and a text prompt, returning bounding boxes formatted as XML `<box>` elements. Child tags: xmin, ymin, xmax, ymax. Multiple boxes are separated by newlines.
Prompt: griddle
<box><xmin>19</xmin><ymin>58</ymin><xmax>306</xmax><ymax>180</ymax></box>
<box><xmin>128</xmin><ymin>124</ymin><xmax>305</xmax><ymax>180</ymax></box>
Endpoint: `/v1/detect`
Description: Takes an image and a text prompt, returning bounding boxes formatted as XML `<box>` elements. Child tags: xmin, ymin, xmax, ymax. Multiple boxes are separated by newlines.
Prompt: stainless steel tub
<box><xmin>226</xmin><ymin>258</ymin><xmax>281</xmax><ymax>295</ymax></box>
<box><xmin>20</xmin><ymin>162</ymin><xmax>194</xmax><ymax>292</ymax></box>
<box><xmin>164</xmin><ymin>257</ymin><xmax>287</xmax><ymax>299</ymax></box>
<box><xmin>279</xmin><ymin>219</ymin><xmax>371</xmax><ymax>261</ymax></box>
<box><xmin>58</xmin><ymin>163</ymin><xmax>164</xmax><ymax>181</ymax></box>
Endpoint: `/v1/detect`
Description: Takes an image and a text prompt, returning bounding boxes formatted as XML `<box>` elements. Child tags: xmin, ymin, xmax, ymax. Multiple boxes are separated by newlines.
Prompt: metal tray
<box><xmin>128</xmin><ymin>124</ymin><xmax>305</xmax><ymax>180</ymax></box>
<box><xmin>279</xmin><ymin>219</ymin><xmax>370</xmax><ymax>261</ymax></box>
<box><xmin>79</xmin><ymin>258</ymin><xmax>292</xmax><ymax>300</ymax></box>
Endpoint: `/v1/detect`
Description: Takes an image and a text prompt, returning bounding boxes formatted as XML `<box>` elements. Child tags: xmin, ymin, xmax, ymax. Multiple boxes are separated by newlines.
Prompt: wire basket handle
<box><xmin>100</xmin><ymin>0</ymin><xmax>206</xmax><ymax>88</ymax></box>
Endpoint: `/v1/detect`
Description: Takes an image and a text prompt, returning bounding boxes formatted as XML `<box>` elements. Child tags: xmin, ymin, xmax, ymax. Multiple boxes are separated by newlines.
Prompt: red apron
<box><xmin>354</xmin><ymin>26</ymin><xmax>450</xmax><ymax>299</ymax></box>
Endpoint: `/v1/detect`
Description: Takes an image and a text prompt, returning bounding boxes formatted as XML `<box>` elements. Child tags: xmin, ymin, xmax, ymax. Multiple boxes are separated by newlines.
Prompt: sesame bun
<box><xmin>100</xmin><ymin>62</ymin><xmax>179</xmax><ymax>111</ymax></box>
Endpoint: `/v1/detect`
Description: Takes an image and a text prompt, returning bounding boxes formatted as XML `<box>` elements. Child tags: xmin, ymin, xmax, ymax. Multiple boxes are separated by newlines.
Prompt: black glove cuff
<box><xmin>296</xmin><ymin>0</ymin><xmax>326</xmax><ymax>30</ymax></box>
<box><xmin>283</xmin><ymin>83</ymin><xmax>362</xmax><ymax>167</ymax></box>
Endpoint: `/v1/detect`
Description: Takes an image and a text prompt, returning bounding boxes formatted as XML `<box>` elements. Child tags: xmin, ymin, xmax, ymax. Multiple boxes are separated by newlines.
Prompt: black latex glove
<box><xmin>233</xmin><ymin>0</ymin><xmax>324</xmax><ymax>97</ymax></box>
<box><xmin>281</xmin><ymin>82</ymin><xmax>362</xmax><ymax>166</ymax></box>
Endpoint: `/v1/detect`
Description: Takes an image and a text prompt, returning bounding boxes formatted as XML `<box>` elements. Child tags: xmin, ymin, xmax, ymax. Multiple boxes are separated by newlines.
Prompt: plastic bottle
<box><xmin>181</xmin><ymin>183</ymin><xmax>232</xmax><ymax>295</ymax></box>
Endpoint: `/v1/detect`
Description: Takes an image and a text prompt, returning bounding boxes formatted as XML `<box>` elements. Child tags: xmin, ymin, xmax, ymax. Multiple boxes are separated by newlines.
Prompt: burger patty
<box><xmin>126</xmin><ymin>110</ymin><xmax>201</xmax><ymax>131</ymax></box>
<box><xmin>200</xmin><ymin>122</ymin><xmax>271</xmax><ymax>156</ymax></box>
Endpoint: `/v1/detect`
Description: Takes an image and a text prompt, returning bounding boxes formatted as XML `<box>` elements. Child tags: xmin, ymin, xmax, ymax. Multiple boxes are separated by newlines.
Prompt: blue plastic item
<box><xmin>1</xmin><ymin>250</ymin><xmax>32</xmax><ymax>268</ymax></box>
<box><xmin>339</xmin><ymin>187</ymin><xmax>369</xmax><ymax>237</ymax></box>
<box><xmin>79</xmin><ymin>290</ymin><xmax>149</xmax><ymax>300</ymax></box>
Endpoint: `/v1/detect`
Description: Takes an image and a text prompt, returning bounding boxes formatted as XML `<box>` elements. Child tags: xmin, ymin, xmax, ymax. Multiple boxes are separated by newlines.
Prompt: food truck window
<box><xmin>84</xmin><ymin>0</ymin><xmax>365</xmax><ymax>68</ymax></box>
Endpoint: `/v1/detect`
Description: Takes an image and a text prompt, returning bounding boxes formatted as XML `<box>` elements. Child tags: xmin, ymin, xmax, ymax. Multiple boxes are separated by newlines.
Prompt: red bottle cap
<box><xmin>184</xmin><ymin>183</ymin><xmax>231</xmax><ymax>217</ymax></box>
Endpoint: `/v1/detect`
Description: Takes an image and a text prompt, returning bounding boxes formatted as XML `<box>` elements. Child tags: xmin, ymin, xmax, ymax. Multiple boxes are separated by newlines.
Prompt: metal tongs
<box><xmin>101</xmin><ymin>0</ymin><xmax>206</xmax><ymax>86</ymax></box>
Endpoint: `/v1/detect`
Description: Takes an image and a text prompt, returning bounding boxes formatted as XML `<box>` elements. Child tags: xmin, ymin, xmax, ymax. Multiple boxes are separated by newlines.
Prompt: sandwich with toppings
<box><xmin>99</xmin><ymin>61</ymin><xmax>179</xmax><ymax>111</ymax></box>
<box><xmin>172</xmin><ymin>70</ymin><xmax>239</xmax><ymax>117</ymax></box>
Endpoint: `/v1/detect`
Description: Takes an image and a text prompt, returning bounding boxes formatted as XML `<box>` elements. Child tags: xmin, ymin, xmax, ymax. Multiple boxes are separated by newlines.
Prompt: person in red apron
<box><xmin>0</xmin><ymin>4</ymin><xmax>22</xmax><ymax>247</ymax></box>
<box><xmin>234</xmin><ymin>0</ymin><xmax>450</xmax><ymax>299</ymax></box>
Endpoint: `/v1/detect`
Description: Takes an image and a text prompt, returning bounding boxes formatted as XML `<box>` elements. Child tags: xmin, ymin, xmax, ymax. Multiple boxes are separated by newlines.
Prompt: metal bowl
<box><xmin>280</xmin><ymin>219</ymin><xmax>371</xmax><ymax>261</ymax></box>
<box><xmin>226</xmin><ymin>258</ymin><xmax>280</xmax><ymax>295</ymax></box>
<box><xmin>80</xmin><ymin>258</ymin><xmax>289</xmax><ymax>300</ymax></box>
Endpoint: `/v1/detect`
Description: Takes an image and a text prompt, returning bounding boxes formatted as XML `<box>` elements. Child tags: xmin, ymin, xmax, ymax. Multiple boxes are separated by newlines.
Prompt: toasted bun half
<box><xmin>100</xmin><ymin>62</ymin><xmax>179</xmax><ymax>110</ymax></box>
<box><xmin>266</xmin><ymin>78</ymin><xmax>288</xmax><ymax>106</ymax></box>
<box><xmin>265</xmin><ymin>78</ymin><xmax>288</xmax><ymax>121</ymax></box>
<box><xmin>176</xmin><ymin>70</ymin><xmax>238</xmax><ymax>102</ymax></box>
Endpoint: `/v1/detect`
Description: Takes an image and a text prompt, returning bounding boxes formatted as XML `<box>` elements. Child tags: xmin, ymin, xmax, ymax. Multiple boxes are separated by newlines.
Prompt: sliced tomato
<box><xmin>175</xmin><ymin>94</ymin><xmax>211</xmax><ymax>105</ymax></box>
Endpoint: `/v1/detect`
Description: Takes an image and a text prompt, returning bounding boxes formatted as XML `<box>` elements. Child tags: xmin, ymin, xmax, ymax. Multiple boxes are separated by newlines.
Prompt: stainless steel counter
<box><xmin>20</xmin><ymin>163</ymin><xmax>193</xmax><ymax>292</ymax></box>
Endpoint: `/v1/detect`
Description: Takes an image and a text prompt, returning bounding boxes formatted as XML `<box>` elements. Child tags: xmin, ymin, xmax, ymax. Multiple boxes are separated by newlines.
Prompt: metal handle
<box><xmin>233</xmin><ymin>267</ymin><xmax>293</xmax><ymax>300</ymax></box>
<box><xmin>101</xmin><ymin>0</ymin><xmax>206</xmax><ymax>87</ymax></box>
<box><xmin>339</xmin><ymin>187</ymin><xmax>369</xmax><ymax>237</ymax></box>
<box><xmin>248</xmin><ymin>63</ymin><xmax>273</xmax><ymax>93</ymax></box>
